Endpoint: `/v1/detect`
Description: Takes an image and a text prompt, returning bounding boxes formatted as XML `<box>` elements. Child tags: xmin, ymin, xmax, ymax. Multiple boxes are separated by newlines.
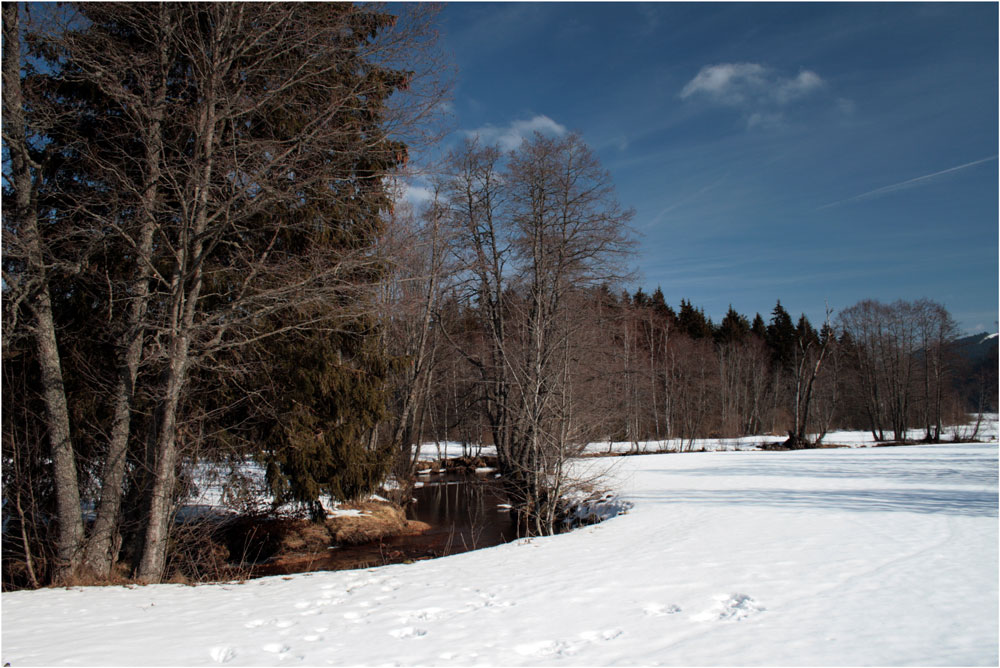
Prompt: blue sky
<box><xmin>415</xmin><ymin>2</ymin><xmax>998</xmax><ymax>334</ymax></box>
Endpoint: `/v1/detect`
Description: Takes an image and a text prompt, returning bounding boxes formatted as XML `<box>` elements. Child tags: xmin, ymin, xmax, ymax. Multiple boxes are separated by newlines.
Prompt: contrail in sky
<box><xmin>819</xmin><ymin>154</ymin><xmax>997</xmax><ymax>210</ymax></box>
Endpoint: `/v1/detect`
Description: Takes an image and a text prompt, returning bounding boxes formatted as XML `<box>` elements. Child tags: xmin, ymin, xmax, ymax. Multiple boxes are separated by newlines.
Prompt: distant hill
<box><xmin>952</xmin><ymin>331</ymin><xmax>999</xmax><ymax>362</ymax></box>
<box><xmin>951</xmin><ymin>332</ymin><xmax>998</xmax><ymax>412</ymax></box>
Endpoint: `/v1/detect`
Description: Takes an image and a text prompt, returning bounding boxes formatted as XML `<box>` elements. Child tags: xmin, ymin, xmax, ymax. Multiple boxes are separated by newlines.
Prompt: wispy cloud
<box><xmin>463</xmin><ymin>115</ymin><xmax>568</xmax><ymax>151</ymax></box>
<box><xmin>680</xmin><ymin>63</ymin><xmax>829</xmax><ymax>128</ymax></box>
<box><xmin>819</xmin><ymin>155</ymin><xmax>998</xmax><ymax>209</ymax></box>
<box><xmin>681</xmin><ymin>63</ymin><xmax>824</xmax><ymax>106</ymax></box>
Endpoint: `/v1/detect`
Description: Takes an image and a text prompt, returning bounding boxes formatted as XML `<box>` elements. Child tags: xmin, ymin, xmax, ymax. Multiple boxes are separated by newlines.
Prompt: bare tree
<box><xmin>785</xmin><ymin>309</ymin><xmax>834</xmax><ymax>447</ymax></box>
<box><xmin>914</xmin><ymin>299</ymin><xmax>958</xmax><ymax>441</ymax></box>
<box><xmin>380</xmin><ymin>187</ymin><xmax>452</xmax><ymax>489</ymax></box>
<box><xmin>442</xmin><ymin>133</ymin><xmax>634</xmax><ymax>534</ymax></box>
<box><xmin>839</xmin><ymin>299</ymin><xmax>948</xmax><ymax>443</ymax></box>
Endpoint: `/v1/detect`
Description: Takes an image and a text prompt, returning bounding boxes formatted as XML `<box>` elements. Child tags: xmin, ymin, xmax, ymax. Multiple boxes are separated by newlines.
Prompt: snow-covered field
<box><xmin>3</xmin><ymin>421</ymin><xmax>997</xmax><ymax>666</ymax></box>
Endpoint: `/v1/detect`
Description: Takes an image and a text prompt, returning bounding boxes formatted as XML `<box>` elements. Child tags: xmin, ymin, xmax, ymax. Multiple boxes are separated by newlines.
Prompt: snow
<box><xmin>3</xmin><ymin>421</ymin><xmax>997</xmax><ymax>666</ymax></box>
<box><xmin>419</xmin><ymin>415</ymin><xmax>998</xmax><ymax>458</ymax></box>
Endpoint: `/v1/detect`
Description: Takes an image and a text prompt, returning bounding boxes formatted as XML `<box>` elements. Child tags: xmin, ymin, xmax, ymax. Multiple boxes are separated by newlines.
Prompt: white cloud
<box><xmin>464</xmin><ymin>114</ymin><xmax>568</xmax><ymax>151</ymax></box>
<box><xmin>387</xmin><ymin>174</ymin><xmax>437</xmax><ymax>210</ymax></box>
<box><xmin>776</xmin><ymin>70</ymin><xmax>824</xmax><ymax>104</ymax></box>
<box><xmin>680</xmin><ymin>63</ymin><xmax>768</xmax><ymax>104</ymax></box>
<box><xmin>401</xmin><ymin>183</ymin><xmax>435</xmax><ymax>208</ymax></box>
<box><xmin>680</xmin><ymin>63</ymin><xmax>827</xmax><ymax>126</ymax></box>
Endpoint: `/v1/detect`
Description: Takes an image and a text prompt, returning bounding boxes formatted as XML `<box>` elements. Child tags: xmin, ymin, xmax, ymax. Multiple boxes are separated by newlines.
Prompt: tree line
<box><xmin>400</xmin><ymin>268</ymin><xmax>986</xmax><ymax>462</ymax></box>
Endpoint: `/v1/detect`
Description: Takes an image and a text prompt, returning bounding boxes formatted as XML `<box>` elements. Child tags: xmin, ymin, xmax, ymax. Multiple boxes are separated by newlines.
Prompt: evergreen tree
<box><xmin>766</xmin><ymin>300</ymin><xmax>796</xmax><ymax>366</ymax></box>
<box><xmin>650</xmin><ymin>287</ymin><xmax>678</xmax><ymax>329</ymax></box>
<box><xmin>796</xmin><ymin>314</ymin><xmax>820</xmax><ymax>348</ymax></box>
<box><xmin>716</xmin><ymin>306</ymin><xmax>751</xmax><ymax>344</ymax></box>
<box><xmin>751</xmin><ymin>313</ymin><xmax>767</xmax><ymax>339</ymax></box>
<box><xmin>260</xmin><ymin>321</ymin><xmax>394</xmax><ymax>518</ymax></box>
<box><xmin>678</xmin><ymin>299</ymin><xmax>712</xmax><ymax>339</ymax></box>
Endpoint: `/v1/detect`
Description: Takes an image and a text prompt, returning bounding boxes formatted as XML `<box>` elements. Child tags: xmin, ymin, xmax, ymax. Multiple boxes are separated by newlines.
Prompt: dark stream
<box><xmin>253</xmin><ymin>474</ymin><xmax>518</xmax><ymax>577</ymax></box>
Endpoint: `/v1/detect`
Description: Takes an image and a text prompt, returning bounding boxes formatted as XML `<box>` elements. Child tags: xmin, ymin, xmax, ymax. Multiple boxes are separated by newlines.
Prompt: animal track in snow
<box><xmin>691</xmin><ymin>593</ymin><xmax>764</xmax><ymax>622</ymax></box>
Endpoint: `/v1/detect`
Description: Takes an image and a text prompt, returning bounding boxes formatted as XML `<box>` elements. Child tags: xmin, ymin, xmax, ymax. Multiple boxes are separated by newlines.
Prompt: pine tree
<box><xmin>650</xmin><ymin>287</ymin><xmax>678</xmax><ymax>329</ymax></box>
<box><xmin>716</xmin><ymin>306</ymin><xmax>751</xmax><ymax>344</ymax></box>
<box><xmin>678</xmin><ymin>299</ymin><xmax>712</xmax><ymax>339</ymax></box>
<box><xmin>796</xmin><ymin>314</ymin><xmax>819</xmax><ymax>348</ymax></box>
<box><xmin>766</xmin><ymin>300</ymin><xmax>796</xmax><ymax>366</ymax></box>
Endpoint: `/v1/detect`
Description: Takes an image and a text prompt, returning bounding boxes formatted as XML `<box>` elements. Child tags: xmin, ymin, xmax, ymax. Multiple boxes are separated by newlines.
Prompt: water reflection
<box><xmin>407</xmin><ymin>474</ymin><xmax>518</xmax><ymax>552</ymax></box>
<box><xmin>252</xmin><ymin>475</ymin><xmax>517</xmax><ymax>577</ymax></box>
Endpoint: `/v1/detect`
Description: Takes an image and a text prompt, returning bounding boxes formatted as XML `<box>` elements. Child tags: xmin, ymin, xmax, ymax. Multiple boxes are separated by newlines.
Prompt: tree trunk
<box><xmin>83</xmin><ymin>8</ymin><xmax>172</xmax><ymax>577</ymax></box>
<box><xmin>3</xmin><ymin>4</ymin><xmax>85</xmax><ymax>582</ymax></box>
<box><xmin>136</xmin><ymin>30</ymin><xmax>221</xmax><ymax>581</ymax></box>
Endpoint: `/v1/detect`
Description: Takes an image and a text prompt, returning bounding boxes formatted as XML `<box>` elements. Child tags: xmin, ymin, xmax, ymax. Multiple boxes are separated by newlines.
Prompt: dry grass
<box><xmin>325</xmin><ymin>501</ymin><xmax>410</xmax><ymax>545</ymax></box>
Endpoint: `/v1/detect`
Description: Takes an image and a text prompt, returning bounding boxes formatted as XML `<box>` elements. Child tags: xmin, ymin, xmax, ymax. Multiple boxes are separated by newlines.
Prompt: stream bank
<box><xmin>223</xmin><ymin>470</ymin><xmax>517</xmax><ymax>579</ymax></box>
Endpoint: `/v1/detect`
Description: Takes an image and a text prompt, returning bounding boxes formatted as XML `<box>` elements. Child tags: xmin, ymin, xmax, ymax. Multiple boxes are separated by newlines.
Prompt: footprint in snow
<box><xmin>691</xmin><ymin>593</ymin><xmax>764</xmax><ymax>622</ymax></box>
<box><xmin>261</xmin><ymin>643</ymin><xmax>289</xmax><ymax>654</ymax></box>
<box><xmin>316</xmin><ymin>596</ymin><xmax>344</xmax><ymax>606</ymax></box>
<box><xmin>579</xmin><ymin>628</ymin><xmax>624</xmax><ymax>642</ymax></box>
<box><xmin>209</xmin><ymin>646</ymin><xmax>237</xmax><ymax>663</ymax></box>
<box><xmin>389</xmin><ymin>626</ymin><xmax>428</xmax><ymax>639</ymax></box>
<box><xmin>643</xmin><ymin>603</ymin><xmax>682</xmax><ymax>617</ymax></box>
<box><xmin>399</xmin><ymin>607</ymin><xmax>445</xmax><ymax>623</ymax></box>
<box><xmin>514</xmin><ymin>640</ymin><xmax>576</xmax><ymax>657</ymax></box>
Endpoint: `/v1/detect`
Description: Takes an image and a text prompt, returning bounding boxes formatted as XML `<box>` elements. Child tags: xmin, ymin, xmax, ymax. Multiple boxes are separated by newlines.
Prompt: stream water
<box><xmin>252</xmin><ymin>474</ymin><xmax>518</xmax><ymax>576</ymax></box>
